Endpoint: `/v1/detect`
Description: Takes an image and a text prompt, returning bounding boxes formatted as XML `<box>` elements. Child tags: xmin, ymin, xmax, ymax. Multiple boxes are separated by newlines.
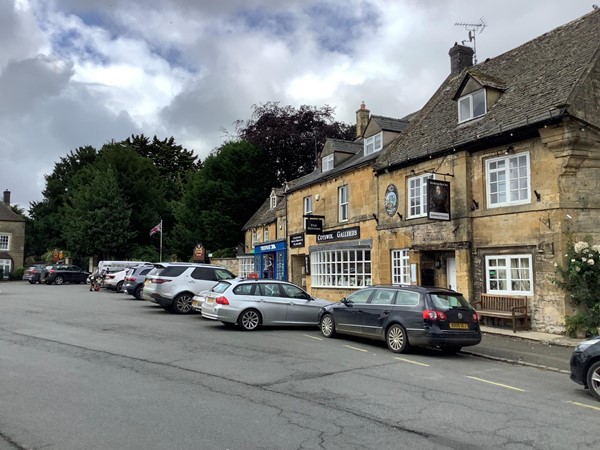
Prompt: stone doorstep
<box><xmin>480</xmin><ymin>325</ymin><xmax>581</xmax><ymax>348</ymax></box>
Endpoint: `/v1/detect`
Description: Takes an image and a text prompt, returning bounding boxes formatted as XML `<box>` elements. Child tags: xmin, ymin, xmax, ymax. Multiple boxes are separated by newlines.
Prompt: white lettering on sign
<box><xmin>259</xmin><ymin>244</ymin><xmax>277</xmax><ymax>251</ymax></box>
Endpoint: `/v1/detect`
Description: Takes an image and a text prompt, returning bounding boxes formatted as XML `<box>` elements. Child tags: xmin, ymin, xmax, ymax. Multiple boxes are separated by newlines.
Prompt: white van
<box><xmin>98</xmin><ymin>261</ymin><xmax>152</xmax><ymax>274</ymax></box>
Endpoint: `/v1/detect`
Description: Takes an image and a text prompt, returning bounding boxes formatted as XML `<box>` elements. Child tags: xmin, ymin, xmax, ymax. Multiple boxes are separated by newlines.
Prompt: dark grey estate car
<box><xmin>123</xmin><ymin>264</ymin><xmax>154</xmax><ymax>300</ymax></box>
<box><xmin>318</xmin><ymin>285</ymin><xmax>481</xmax><ymax>354</ymax></box>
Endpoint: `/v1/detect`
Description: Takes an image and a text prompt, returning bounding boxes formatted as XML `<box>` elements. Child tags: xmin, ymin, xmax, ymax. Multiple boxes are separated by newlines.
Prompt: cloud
<box><xmin>0</xmin><ymin>0</ymin><xmax>593</xmax><ymax>208</ymax></box>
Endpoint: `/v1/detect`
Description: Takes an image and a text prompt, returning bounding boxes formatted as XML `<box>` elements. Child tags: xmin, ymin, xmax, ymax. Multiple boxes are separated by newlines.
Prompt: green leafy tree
<box><xmin>236</xmin><ymin>102</ymin><xmax>355</xmax><ymax>186</ymax></box>
<box><xmin>171</xmin><ymin>141</ymin><xmax>265</xmax><ymax>258</ymax></box>
<box><xmin>62</xmin><ymin>166</ymin><xmax>134</xmax><ymax>259</ymax></box>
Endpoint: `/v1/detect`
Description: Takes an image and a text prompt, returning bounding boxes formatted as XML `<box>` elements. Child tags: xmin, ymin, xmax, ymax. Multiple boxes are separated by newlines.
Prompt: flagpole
<box><xmin>159</xmin><ymin>219</ymin><xmax>163</xmax><ymax>262</ymax></box>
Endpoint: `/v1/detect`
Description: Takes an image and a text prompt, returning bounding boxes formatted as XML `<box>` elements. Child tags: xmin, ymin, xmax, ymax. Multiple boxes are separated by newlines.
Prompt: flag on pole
<box><xmin>149</xmin><ymin>221</ymin><xmax>162</xmax><ymax>236</ymax></box>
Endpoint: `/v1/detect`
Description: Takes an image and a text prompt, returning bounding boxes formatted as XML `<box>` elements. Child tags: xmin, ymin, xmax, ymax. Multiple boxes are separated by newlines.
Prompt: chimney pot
<box><xmin>449</xmin><ymin>43</ymin><xmax>474</xmax><ymax>75</ymax></box>
<box><xmin>3</xmin><ymin>190</ymin><xmax>11</xmax><ymax>205</ymax></box>
<box><xmin>355</xmin><ymin>102</ymin><xmax>370</xmax><ymax>139</ymax></box>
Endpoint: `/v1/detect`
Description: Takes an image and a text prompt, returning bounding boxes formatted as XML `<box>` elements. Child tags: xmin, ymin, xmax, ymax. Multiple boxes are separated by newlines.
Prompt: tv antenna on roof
<box><xmin>454</xmin><ymin>17</ymin><xmax>487</xmax><ymax>64</ymax></box>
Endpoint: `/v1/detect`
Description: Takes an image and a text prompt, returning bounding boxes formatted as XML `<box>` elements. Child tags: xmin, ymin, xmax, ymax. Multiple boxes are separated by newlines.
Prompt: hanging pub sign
<box><xmin>289</xmin><ymin>233</ymin><xmax>305</xmax><ymax>248</ymax></box>
<box><xmin>193</xmin><ymin>243</ymin><xmax>205</xmax><ymax>261</ymax></box>
<box><xmin>384</xmin><ymin>184</ymin><xmax>398</xmax><ymax>216</ymax></box>
<box><xmin>427</xmin><ymin>179</ymin><xmax>451</xmax><ymax>221</ymax></box>
<box><xmin>305</xmin><ymin>215</ymin><xmax>324</xmax><ymax>235</ymax></box>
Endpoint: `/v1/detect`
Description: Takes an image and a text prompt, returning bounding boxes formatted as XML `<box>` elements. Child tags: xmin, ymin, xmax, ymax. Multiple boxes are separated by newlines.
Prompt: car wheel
<box><xmin>440</xmin><ymin>345</ymin><xmax>462</xmax><ymax>355</ymax></box>
<box><xmin>238</xmin><ymin>309</ymin><xmax>261</xmax><ymax>331</ymax></box>
<box><xmin>586</xmin><ymin>360</ymin><xmax>600</xmax><ymax>401</ymax></box>
<box><xmin>320</xmin><ymin>314</ymin><xmax>336</xmax><ymax>338</ymax></box>
<box><xmin>173</xmin><ymin>293</ymin><xmax>193</xmax><ymax>314</ymax></box>
<box><xmin>134</xmin><ymin>285</ymin><xmax>143</xmax><ymax>300</ymax></box>
<box><xmin>116</xmin><ymin>281</ymin><xmax>124</xmax><ymax>293</ymax></box>
<box><xmin>386</xmin><ymin>324</ymin><xmax>410</xmax><ymax>354</ymax></box>
<box><xmin>54</xmin><ymin>276</ymin><xmax>64</xmax><ymax>285</ymax></box>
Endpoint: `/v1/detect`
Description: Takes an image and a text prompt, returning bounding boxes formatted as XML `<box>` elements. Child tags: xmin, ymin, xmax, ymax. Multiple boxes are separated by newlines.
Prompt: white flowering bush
<box><xmin>553</xmin><ymin>240</ymin><xmax>600</xmax><ymax>336</ymax></box>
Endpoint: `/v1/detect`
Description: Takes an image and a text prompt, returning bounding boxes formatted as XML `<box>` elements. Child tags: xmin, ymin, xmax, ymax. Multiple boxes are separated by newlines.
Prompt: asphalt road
<box><xmin>0</xmin><ymin>282</ymin><xmax>597</xmax><ymax>450</ymax></box>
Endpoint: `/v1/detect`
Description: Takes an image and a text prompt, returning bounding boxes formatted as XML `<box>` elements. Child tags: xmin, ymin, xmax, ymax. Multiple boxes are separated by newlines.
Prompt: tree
<box><xmin>236</xmin><ymin>102</ymin><xmax>355</xmax><ymax>186</ymax></box>
<box><xmin>171</xmin><ymin>141</ymin><xmax>266</xmax><ymax>258</ymax></box>
<box><xmin>61</xmin><ymin>166</ymin><xmax>134</xmax><ymax>259</ymax></box>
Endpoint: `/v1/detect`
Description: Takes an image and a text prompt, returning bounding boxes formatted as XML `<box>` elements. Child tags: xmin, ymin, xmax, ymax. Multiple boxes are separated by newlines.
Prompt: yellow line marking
<box><xmin>394</xmin><ymin>357</ymin><xmax>430</xmax><ymax>367</ymax></box>
<box><xmin>303</xmin><ymin>334</ymin><xmax>322</xmax><ymax>341</ymax></box>
<box><xmin>569</xmin><ymin>401</ymin><xmax>600</xmax><ymax>411</ymax></box>
<box><xmin>466</xmin><ymin>376</ymin><xmax>525</xmax><ymax>392</ymax></box>
<box><xmin>344</xmin><ymin>345</ymin><xmax>368</xmax><ymax>352</ymax></box>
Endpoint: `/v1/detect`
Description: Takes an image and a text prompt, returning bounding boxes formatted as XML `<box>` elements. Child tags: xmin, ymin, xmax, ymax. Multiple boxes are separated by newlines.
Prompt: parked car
<box><xmin>201</xmin><ymin>278</ymin><xmax>330</xmax><ymax>330</ymax></box>
<box><xmin>44</xmin><ymin>264</ymin><xmax>91</xmax><ymax>285</ymax></box>
<box><xmin>123</xmin><ymin>264</ymin><xmax>154</xmax><ymax>300</ymax></box>
<box><xmin>103</xmin><ymin>269</ymin><xmax>128</xmax><ymax>292</ymax></box>
<box><xmin>191</xmin><ymin>289</ymin><xmax>211</xmax><ymax>313</ymax></box>
<box><xmin>22</xmin><ymin>264</ymin><xmax>48</xmax><ymax>284</ymax></box>
<box><xmin>143</xmin><ymin>263</ymin><xmax>236</xmax><ymax>314</ymax></box>
<box><xmin>318</xmin><ymin>285</ymin><xmax>481</xmax><ymax>354</ymax></box>
<box><xmin>570</xmin><ymin>336</ymin><xmax>600</xmax><ymax>401</ymax></box>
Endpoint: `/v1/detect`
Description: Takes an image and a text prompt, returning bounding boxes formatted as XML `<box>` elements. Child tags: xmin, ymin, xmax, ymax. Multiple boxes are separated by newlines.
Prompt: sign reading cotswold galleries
<box><xmin>316</xmin><ymin>226</ymin><xmax>360</xmax><ymax>243</ymax></box>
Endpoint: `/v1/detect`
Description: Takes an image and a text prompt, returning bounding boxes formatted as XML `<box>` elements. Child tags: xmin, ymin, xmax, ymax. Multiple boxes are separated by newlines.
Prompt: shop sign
<box><xmin>316</xmin><ymin>226</ymin><xmax>360</xmax><ymax>243</ymax></box>
<box><xmin>305</xmin><ymin>218</ymin><xmax>323</xmax><ymax>235</ymax></box>
<box><xmin>193</xmin><ymin>243</ymin><xmax>205</xmax><ymax>261</ymax></box>
<box><xmin>290</xmin><ymin>233</ymin><xmax>305</xmax><ymax>248</ymax></box>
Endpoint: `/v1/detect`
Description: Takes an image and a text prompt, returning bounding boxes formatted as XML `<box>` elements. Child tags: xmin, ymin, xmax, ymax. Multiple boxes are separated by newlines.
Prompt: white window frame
<box><xmin>407</xmin><ymin>173</ymin><xmax>433</xmax><ymax>218</ymax></box>
<box><xmin>485</xmin><ymin>254</ymin><xmax>533</xmax><ymax>295</ymax></box>
<box><xmin>322</xmin><ymin>154</ymin><xmax>334</xmax><ymax>172</ymax></box>
<box><xmin>338</xmin><ymin>185</ymin><xmax>349</xmax><ymax>222</ymax></box>
<box><xmin>270</xmin><ymin>192</ymin><xmax>277</xmax><ymax>209</ymax></box>
<box><xmin>364</xmin><ymin>132</ymin><xmax>383</xmax><ymax>155</ymax></box>
<box><xmin>391</xmin><ymin>249</ymin><xmax>410</xmax><ymax>285</ymax></box>
<box><xmin>486</xmin><ymin>152</ymin><xmax>530</xmax><ymax>208</ymax></box>
<box><xmin>0</xmin><ymin>259</ymin><xmax>10</xmax><ymax>279</ymax></box>
<box><xmin>303</xmin><ymin>196</ymin><xmax>312</xmax><ymax>215</ymax></box>
<box><xmin>237</xmin><ymin>255</ymin><xmax>255</xmax><ymax>278</ymax></box>
<box><xmin>263</xmin><ymin>228</ymin><xmax>269</xmax><ymax>242</ymax></box>
<box><xmin>251</xmin><ymin>229</ymin><xmax>257</xmax><ymax>246</ymax></box>
<box><xmin>0</xmin><ymin>234</ymin><xmax>9</xmax><ymax>251</ymax></box>
<box><xmin>311</xmin><ymin>249</ymin><xmax>372</xmax><ymax>288</ymax></box>
<box><xmin>458</xmin><ymin>88</ymin><xmax>487</xmax><ymax>123</ymax></box>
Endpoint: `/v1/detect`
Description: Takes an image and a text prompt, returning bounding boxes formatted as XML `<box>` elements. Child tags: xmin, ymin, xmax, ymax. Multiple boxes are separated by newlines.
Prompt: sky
<box><xmin>0</xmin><ymin>0</ymin><xmax>594</xmax><ymax>210</ymax></box>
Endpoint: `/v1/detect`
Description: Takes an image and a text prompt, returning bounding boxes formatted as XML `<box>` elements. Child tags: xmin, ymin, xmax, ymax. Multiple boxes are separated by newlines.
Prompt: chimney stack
<box><xmin>449</xmin><ymin>43</ymin><xmax>474</xmax><ymax>75</ymax></box>
<box><xmin>355</xmin><ymin>102</ymin><xmax>370</xmax><ymax>139</ymax></box>
<box><xmin>3</xmin><ymin>190</ymin><xmax>10</xmax><ymax>205</ymax></box>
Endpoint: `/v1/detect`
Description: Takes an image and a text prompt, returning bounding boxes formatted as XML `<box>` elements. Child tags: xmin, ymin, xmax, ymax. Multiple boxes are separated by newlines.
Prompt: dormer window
<box><xmin>364</xmin><ymin>132</ymin><xmax>383</xmax><ymax>155</ymax></box>
<box><xmin>322</xmin><ymin>154</ymin><xmax>334</xmax><ymax>172</ymax></box>
<box><xmin>458</xmin><ymin>88</ymin><xmax>486</xmax><ymax>123</ymax></box>
<box><xmin>270</xmin><ymin>192</ymin><xmax>277</xmax><ymax>209</ymax></box>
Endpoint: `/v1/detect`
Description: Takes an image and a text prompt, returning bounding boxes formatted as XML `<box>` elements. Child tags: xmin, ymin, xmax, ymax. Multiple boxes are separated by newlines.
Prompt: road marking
<box><xmin>303</xmin><ymin>334</ymin><xmax>322</xmax><ymax>341</ymax></box>
<box><xmin>394</xmin><ymin>357</ymin><xmax>430</xmax><ymax>367</ymax></box>
<box><xmin>344</xmin><ymin>344</ymin><xmax>368</xmax><ymax>352</ymax></box>
<box><xmin>466</xmin><ymin>376</ymin><xmax>525</xmax><ymax>392</ymax></box>
<box><xmin>568</xmin><ymin>401</ymin><xmax>600</xmax><ymax>411</ymax></box>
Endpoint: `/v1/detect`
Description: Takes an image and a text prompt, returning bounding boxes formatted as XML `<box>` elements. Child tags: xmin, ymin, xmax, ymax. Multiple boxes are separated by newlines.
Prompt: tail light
<box><xmin>107</xmin><ymin>275</ymin><xmax>115</xmax><ymax>280</ymax></box>
<box><xmin>472</xmin><ymin>312</ymin><xmax>479</xmax><ymax>322</ymax></box>
<box><xmin>422</xmin><ymin>310</ymin><xmax>448</xmax><ymax>321</ymax></box>
<box><xmin>152</xmin><ymin>278</ymin><xmax>171</xmax><ymax>284</ymax></box>
<box><xmin>216</xmin><ymin>296</ymin><xmax>229</xmax><ymax>305</ymax></box>
<box><xmin>125</xmin><ymin>276</ymin><xmax>136</xmax><ymax>281</ymax></box>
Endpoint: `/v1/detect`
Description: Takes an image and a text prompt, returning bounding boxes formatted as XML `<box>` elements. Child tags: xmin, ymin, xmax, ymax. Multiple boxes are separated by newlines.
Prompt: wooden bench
<box><xmin>472</xmin><ymin>294</ymin><xmax>530</xmax><ymax>333</ymax></box>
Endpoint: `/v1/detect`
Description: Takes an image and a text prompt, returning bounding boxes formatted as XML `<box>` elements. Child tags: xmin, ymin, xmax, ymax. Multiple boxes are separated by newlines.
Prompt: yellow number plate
<box><xmin>449</xmin><ymin>323</ymin><xmax>468</xmax><ymax>329</ymax></box>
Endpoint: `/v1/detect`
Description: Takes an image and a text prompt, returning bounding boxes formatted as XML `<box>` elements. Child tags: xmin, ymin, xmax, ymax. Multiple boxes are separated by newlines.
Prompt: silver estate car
<box><xmin>201</xmin><ymin>278</ymin><xmax>330</xmax><ymax>331</ymax></box>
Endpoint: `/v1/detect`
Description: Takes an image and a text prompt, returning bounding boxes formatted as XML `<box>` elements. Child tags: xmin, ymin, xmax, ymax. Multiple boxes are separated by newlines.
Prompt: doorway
<box><xmin>446</xmin><ymin>257</ymin><xmax>456</xmax><ymax>291</ymax></box>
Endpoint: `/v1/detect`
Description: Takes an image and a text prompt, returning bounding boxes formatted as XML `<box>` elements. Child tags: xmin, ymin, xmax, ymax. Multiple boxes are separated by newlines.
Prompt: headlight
<box><xmin>575</xmin><ymin>337</ymin><xmax>600</xmax><ymax>352</ymax></box>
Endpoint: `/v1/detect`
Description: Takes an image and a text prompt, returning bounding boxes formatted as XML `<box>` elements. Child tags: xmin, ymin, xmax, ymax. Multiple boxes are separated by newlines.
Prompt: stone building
<box><xmin>0</xmin><ymin>190</ymin><xmax>26</xmax><ymax>278</ymax></box>
<box><xmin>242</xmin><ymin>9</ymin><xmax>599</xmax><ymax>333</ymax></box>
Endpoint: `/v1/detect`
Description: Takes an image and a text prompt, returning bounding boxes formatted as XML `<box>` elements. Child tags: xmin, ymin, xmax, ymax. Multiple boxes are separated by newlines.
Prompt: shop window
<box><xmin>311</xmin><ymin>249</ymin><xmax>371</xmax><ymax>288</ymax></box>
<box><xmin>238</xmin><ymin>256</ymin><xmax>255</xmax><ymax>278</ymax></box>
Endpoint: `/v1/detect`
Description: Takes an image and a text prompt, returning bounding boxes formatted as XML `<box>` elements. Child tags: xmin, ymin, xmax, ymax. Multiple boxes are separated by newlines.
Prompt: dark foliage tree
<box><xmin>62</xmin><ymin>166</ymin><xmax>133</xmax><ymax>259</ymax></box>
<box><xmin>236</xmin><ymin>102</ymin><xmax>355</xmax><ymax>186</ymax></box>
<box><xmin>171</xmin><ymin>141</ymin><xmax>265</xmax><ymax>258</ymax></box>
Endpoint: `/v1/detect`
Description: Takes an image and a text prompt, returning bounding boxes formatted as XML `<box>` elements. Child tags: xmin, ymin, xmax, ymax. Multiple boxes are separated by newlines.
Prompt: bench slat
<box><xmin>474</xmin><ymin>294</ymin><xmax>530</xmax><ymax>333</ymax></box>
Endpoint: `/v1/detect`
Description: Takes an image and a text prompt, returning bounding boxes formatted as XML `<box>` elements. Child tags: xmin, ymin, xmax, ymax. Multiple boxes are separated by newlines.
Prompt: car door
<box><xmin>63</xmin><ymin>265</ymin><xmax>76</xmax><ymax>283</ymax></box>
<box><xmin>361</xmin><ymin>288</ymin><xmax>397</xmax><ymax>337</ymax></box>
<box><xmin>255</xmin><ymin>282</ymin><xmax>288</xmax><ymax>324</ymax></box>
<box><xmin>280</xmin><ymin>283</ymin><xmax>320</xmax><ymax>325</ymax></box>
<box><xmin>333</xmin><ymin>288</ymin><xmax>374</xmax><ymax>335</ymax></box>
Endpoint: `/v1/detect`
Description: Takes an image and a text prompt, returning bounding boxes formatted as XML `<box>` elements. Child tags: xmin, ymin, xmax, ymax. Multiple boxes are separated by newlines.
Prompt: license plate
<box><xmin>207</xmin><ymin>297</ymin><xmax>215</xmax><ymax>304</ymax></box>
<box><xmin>449</xmin><ymin>323</ymin><xmax>468</xmax><ymax>329</ymax></box>
<box><xmin>145</xmin><ymin>279</ymin><xmax>150</xmax><ymax>285</ymax></box>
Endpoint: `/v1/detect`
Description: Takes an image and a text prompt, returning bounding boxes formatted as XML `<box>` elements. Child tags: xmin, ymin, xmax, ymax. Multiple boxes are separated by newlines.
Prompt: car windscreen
<box><xmin>429</xmin><ymin>293</ymin><xmax>472</xmax><ymax>310</ymax></box>
<box><xmin>159</xmin><ymin>266</ymin><xmax>190</xmax><ymax>277</ymax></box>
<box><xmin>215</xmin><ymin>269</ymin><xmax>236</xmax><ymax>280</ymax></box>
<box><xmin>211</xmin><ymin>281</ymin><xmax>232</xmax><ymax>293</ymax></box>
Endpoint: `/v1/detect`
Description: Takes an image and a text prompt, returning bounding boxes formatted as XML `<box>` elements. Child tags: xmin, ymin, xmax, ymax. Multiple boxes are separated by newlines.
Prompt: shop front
<box><xmin>253</xmin><ymin>240</ymin><xmax>287</xmax><ymax>280</ymax></box>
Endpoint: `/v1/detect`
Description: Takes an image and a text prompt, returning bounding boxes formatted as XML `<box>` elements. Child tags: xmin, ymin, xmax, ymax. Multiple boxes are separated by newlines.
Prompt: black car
<box><xmin>570</xmin><ymin>336</ymin><xmax>600</xmax><ymax>401</ymax></box>
<box><xmin>44</xmin><ymin>264</ymin><xmax>90</xmax><ymax>285</ymax></box>
<box><xmin>318</xmin><ymin>285</ymin><xmax>481</xmax><ymax>354</ymax></box>
<box><xmin>22</xmin><ymin>264</ymin><xmax>48</xmax><ymax>284</ymax></box>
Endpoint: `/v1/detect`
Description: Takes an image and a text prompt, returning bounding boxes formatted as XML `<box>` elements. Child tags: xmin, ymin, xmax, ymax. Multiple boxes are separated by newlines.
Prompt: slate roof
<box><xmin>0</xmin><ymin>202</ymin><xmax>25</xmax><ymax>222</ymax></box>
<box><xmin>375</xmin><ymin>9</ymin><xmax>600</xmax><ymax>171</ymax></box>
<box><xmin>242</xmin><ymin>188</ymin><xmax>285</xmax><ymax>230</ymax></box>
<box><xmin>327</xmin><ymin>138</ymin><xmax>361</xmax><ymax>155</ymax></box>
<box><xmin>370</xmin><ymin>115</ymin><xmax>412</xmax><ymax>133</ymax></box>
